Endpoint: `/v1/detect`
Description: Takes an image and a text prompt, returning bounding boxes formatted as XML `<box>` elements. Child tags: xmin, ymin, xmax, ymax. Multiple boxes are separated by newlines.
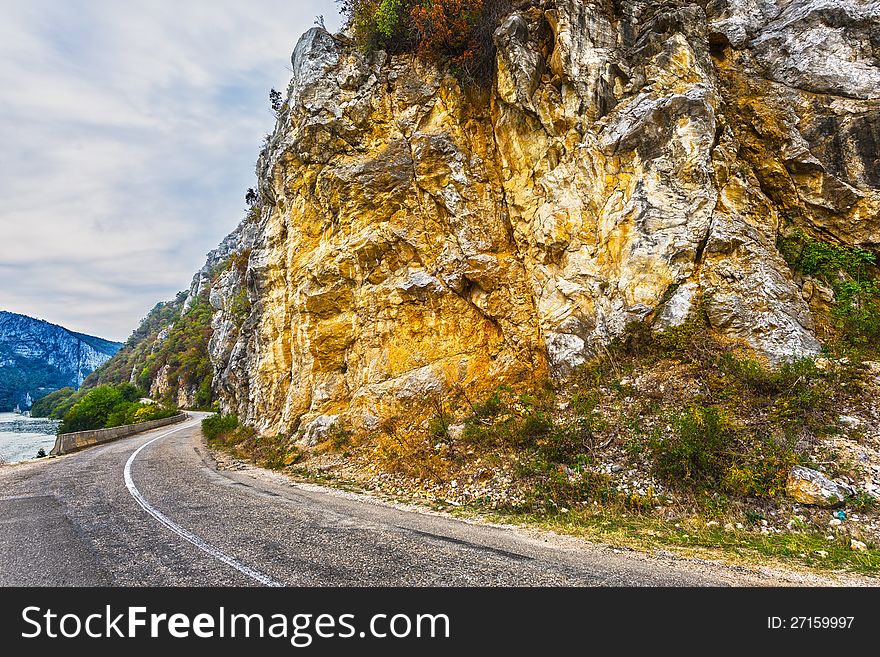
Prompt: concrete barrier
<box><xmin>50</xmin><ymin>412</ymin><xmax>188</xmax><ymax>456</ymax></box>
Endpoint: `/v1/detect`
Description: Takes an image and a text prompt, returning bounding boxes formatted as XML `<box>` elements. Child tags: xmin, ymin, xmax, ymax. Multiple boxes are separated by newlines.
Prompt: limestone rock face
<box><xmin>205</xmin><ymin>1</ymin><xmax>878</xmax><ymax>439</ymax></box>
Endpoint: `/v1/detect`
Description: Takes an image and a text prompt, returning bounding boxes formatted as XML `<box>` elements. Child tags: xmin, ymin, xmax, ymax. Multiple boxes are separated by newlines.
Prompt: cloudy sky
<box><xmin>0</xmin><ymin>0</ymin><xmax>340</xmax><ymax>342</ymax></box>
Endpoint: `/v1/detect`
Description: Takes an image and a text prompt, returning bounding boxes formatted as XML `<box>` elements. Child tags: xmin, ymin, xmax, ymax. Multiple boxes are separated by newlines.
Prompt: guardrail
<box><xmin>50</xmin><ymin>412</ymin><xmax>188</xmax><ymax>456</ymax></box>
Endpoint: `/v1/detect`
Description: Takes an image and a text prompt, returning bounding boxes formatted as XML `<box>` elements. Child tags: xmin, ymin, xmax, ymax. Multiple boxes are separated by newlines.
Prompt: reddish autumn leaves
<box><xmin>339</xmin><ymin>0</ymin><xmax>511</xmax><ymax>86</ymax></box>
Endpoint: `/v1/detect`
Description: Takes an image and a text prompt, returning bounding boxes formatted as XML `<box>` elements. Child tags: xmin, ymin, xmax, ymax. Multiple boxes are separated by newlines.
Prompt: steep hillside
<box><xmin>84</xmin><ymin>213</ymin><xmax>259</xmax><ymax>409</ymax></box>
<box><xmin>0</xmin><ymin>311</ymin><xmax>121</xmax><ymax>411</ymax></box>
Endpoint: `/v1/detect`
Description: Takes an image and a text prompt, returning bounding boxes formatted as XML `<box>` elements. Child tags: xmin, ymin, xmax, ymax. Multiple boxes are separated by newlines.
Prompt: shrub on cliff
<box><xmin>134</xmin><ymin>298</ymin><xmax>215</xmax><ymax>408</ymax></box>
<box><xmin>779</xmin><ymin>230</ymin><xmax>880</xmax><ymax>353</ymax></box>
<box><xmin>337</xmin><ymin>0</ymin><xmax>513</xmax><ymax>86</ymax></box>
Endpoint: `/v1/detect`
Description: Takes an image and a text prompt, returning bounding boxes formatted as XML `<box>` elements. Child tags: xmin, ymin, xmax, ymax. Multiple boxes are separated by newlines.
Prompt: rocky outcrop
<box><xmin>786</xmin><ymin>465</ymin><xmax>856</xmax><ymax>507</ymax></box>
<box><xmin>0</xmin><ymin>311</ymin><xmax>121</xmax><ymax>410</ymax></box>
<box><xmin>197</xmin><ymin>0</ymin><xmax>879</xmax><ymax>441</ymax></box>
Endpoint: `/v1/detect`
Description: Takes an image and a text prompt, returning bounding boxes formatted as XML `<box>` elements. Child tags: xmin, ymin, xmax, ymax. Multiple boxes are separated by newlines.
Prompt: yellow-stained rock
<box><xmin>196</xmin><ymin>1</ymin><xmax>880</xmax><ymax>441</ymax></box>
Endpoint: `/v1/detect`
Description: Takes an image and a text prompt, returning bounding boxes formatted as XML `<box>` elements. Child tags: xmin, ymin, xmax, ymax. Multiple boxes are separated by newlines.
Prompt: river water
<box><xmin>0</xmin><ymin>413</ymin><xmax>59</xmax><ymax>463</ymax></box>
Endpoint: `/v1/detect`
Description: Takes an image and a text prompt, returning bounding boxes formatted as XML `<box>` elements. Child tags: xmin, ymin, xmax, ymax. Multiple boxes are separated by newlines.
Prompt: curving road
<box><xmin>0</xmin><ymin>413</ymin><xmax>794</xmax><ymax>587</ymax></box>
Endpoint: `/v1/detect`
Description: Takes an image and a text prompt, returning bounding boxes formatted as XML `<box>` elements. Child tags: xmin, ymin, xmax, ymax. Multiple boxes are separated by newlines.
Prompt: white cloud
<box><xmin>0</xmin><ymin>0</ymin><xmax>341</xmax><ymax>340</ymax></box>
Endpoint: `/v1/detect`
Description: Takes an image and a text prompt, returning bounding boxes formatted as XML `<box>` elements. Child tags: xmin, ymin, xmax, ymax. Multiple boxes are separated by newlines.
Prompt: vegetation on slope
<box><xmin>205</xmin><ymin>310</ymin><xmax>880</xmax><ymax>573</ymax></box>
<box><xmin>84</xmin><ymin>293</ymin><xmax>188</xmax><ymax>390</ymax></box>
<box><xmin>134</xmin><ymin>298</ymin><xmax>215</xmax><ymax>409</ymax></box>
<box><xmin>778</xmin><ymin>229</ymin><xmax>880</xmax><ymax>356</ymax></box>
<box><xmin>203</xmin><ymin>414</ymin><xmax>303</xmax><ymax>471</ymax></box>
<box><xmin>338</xmin><ymin>0</ymin><xmax>514</xmax><ymax>86</ymax></box>
<box><xmin>30</xmin><ymin>387</ymin><xmax>79</xmax><ymax>419</ymax></box>
<box><xmin>84</xmin><ymin>292</ymin><xmax>216</xmax><ymax>410</ymax></box>
<box><xmin>83</xmin><ymin>237</ymin><xmax>257</xmax><ymax>411</ymax></box>
<box><xmin>42</xmin><ymin>384</ymin><xmax>178</xmax><ymax>434</ymax></box>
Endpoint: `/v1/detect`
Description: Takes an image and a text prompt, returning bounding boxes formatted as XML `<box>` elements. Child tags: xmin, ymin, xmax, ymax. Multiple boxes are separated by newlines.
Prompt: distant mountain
<box><xmin>0</xmin><ymin>311</ymin><xmax>122</xmax><ymax>411</ymax></box>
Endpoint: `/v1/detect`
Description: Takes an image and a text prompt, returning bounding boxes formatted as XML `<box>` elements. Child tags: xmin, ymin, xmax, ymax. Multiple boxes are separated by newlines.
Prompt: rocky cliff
<box><xmin>0</xmin><ymin>311</ymin><xmax>121</xmax><ymax>411</ymax></box>
<box><xmin>199</xmin><ymin>0</ymin><xmax>878</xmax><ymax>442</ymax></box>
<box><xmin>116</xmin><ymin>0</ymin><xmax>879</xmax><ymax>442</ymax></box>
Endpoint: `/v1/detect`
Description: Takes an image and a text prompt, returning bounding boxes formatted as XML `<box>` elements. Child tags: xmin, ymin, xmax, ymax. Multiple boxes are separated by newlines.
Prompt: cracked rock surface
<box><xmin>202</xmin><ymin>1</ymin><xmax>878</xmax><ymax>440</ymax></box>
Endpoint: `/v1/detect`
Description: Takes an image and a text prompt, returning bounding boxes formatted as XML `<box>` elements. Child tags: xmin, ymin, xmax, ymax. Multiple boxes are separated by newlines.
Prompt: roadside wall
<box><xmin>50</xmin><ymin>413</ymin><xmax>188</xmax><ymax>456</ymax></box>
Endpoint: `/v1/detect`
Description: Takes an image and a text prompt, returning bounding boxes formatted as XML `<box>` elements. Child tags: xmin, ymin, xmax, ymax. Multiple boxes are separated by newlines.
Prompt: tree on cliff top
<box><xmin>337</xmin><ymin>0</ymin><xmax>513</xmax><ymax>87</ymax></box>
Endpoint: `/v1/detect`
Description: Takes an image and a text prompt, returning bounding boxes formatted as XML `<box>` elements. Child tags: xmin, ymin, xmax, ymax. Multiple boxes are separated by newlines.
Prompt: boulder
<box><xmin>786</xmin><ymin>466</ymin><xmax>855</xmax><ymax>507</ymax></box>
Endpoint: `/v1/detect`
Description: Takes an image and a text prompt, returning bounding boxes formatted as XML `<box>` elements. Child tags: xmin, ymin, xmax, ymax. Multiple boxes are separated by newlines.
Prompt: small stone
<box><xmin>851</xmin><ymin>539</ymin><xmax>868</xmax><ymax>552</ymax></box>
<box><xmin>706</xmin><ymin>520</ymin><xmax>719</xmax><ymax>528</ymax></box>
<box><xmin>815</xmin><ymin>550</ymin><xmax>829</xmax><ymax>558</ymax></box>
<box><xmin>801</xmin><ymin>279</ymin><xmax>815</xmax><ymax>301</ymax></box>
<box><xmin>829</xmin><ymin>518</ymin><xmax>842</xmax><ymax>527</ymax></box>
<box><xmin>724</xmin><ymin>523</ymin><xmax>735</xmax><ymax>531</ymax></box>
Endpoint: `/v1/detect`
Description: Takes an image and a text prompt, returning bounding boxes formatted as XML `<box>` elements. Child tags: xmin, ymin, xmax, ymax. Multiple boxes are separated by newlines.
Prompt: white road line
<box><xmin>123</xmin><ymin>420</ymin><xmax>283</xmax><ymax>587</ymax></box>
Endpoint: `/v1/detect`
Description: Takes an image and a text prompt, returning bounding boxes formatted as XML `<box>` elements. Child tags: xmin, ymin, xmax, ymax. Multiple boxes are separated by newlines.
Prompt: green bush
<box><xmin>717</xmin><ymin>354</ymin><xmax>821</xmax><ymax>396</ymax></box>
<box><xmin>536</xmin><ymin>421</ymin><xmax>594</xmax><ymax>466</ymax></box>
<box><xmin>201</xmin><ymin>414</ymin><xmax>293</xmax><ymax>470</ymax></box>
<box><xmin>202</xmin><ymin>414</ymin><xmax>241</xmax><ymax>441</ymax></box>
<box><xmin>374</xmin><ymin>0</ymin><xmax>403</xmax><ymax>38</ymax></box>
<box><xmin>649</xmin><ymin>404</ymin><xmax>799</xmax><ymax>498</ymax></box>
<box><xmin>30</xmin><ymin>387</ymin><xmax>79</xmax><ymax>419</ymax></box>
<box><xmin>134</xmin><ymin>405</ymin><xmax>176</xmax><ymax>423</ymax></box>
<box><xmin>780</xmin><ymin>230</ymin><xmax>876</xmax><ymax>281</ymax></box>
<box><xmin>649</xmin><ymin>405</ymin><xmax>736</xmax><ymax>491</ymax></box>
<box><xmin>779</xmin><ymin>230</ymin><xmax>880</xmax><ymax>350</ymax></box>
<box><xmin>527</xmin><ymin>467</ymin><xmax>614</xmax><ymax>510</ymax></box>
<box><xmin>59</xmin><ymin>386</ymin><xmax>128</xmax><ymax>433</ymax></box>
<box><xmin>722</xmin><ymin>437</ymin><xmax>798</xmax><ymax>498</ymax></box>
<box><xmin>106</xmin><ymin>401</ymin><xmax>140</xmax><ymax>428</ymax></box>
<box><xmin>105</xmin><ymin>401</ymin><xmax>177</xmax><ymax>428</ymax></box>
<box><xmin>58</xmin><ymin>384</ymin><xmax>172</xmax><ymax>433</ymax></box>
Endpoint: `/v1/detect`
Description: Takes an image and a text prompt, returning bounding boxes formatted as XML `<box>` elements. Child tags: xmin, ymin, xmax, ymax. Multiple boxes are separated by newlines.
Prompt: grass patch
<box><xmin>198</xmin><ymin>302</ymin><xmax>878</xmax><ymax>577</ymax></box>
<box><xmin>202</xmin><ymin>414</ymin><xmax>301</xmax><ymax>471</ymax></box>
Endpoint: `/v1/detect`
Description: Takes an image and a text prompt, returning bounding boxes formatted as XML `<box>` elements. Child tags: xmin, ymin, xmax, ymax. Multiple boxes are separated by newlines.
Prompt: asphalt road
<box><xmin>0</xmin><ymin>413</ymin><xmax>789</xmax><ymax>587</ymax></box>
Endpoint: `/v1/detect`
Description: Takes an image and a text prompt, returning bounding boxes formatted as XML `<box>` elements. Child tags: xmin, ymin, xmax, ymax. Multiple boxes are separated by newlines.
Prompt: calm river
<box><xmin>0</xmin><ymin>413</ymin><xmax>59</xmax><ymax>463</ymax></box>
